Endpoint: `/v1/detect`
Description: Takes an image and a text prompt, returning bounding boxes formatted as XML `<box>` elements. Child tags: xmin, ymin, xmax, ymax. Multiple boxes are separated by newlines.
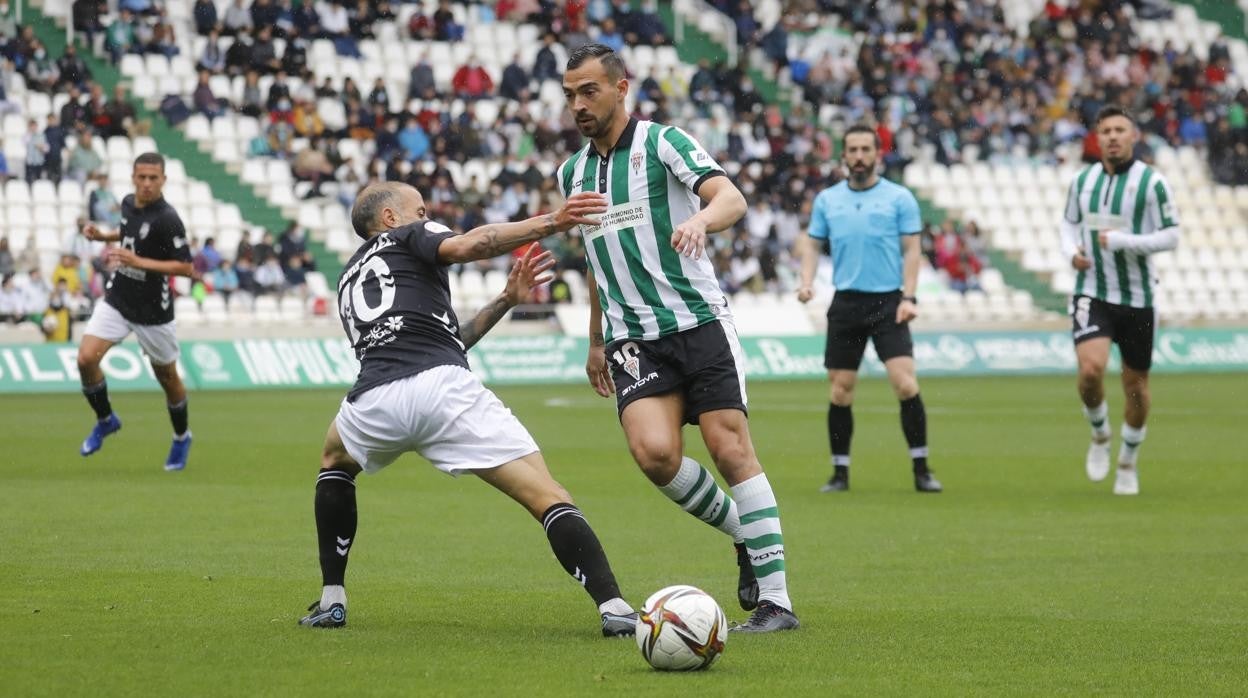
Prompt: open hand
<box><xmin>503</xmin><ymin>244</ymin><xmax>557</xmax><ymax>306</ymax></box>
<box><xmin>554</xmin><ymin>192</ymin><xmax>608</xmax><ymax>232</ymax></box>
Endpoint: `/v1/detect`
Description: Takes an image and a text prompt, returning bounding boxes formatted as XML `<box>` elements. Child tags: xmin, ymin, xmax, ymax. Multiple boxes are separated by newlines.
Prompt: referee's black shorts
<box><xmin>824</xmin><ymin>290</ymin><xmax>914</xmax><ymax>370</ymax></box>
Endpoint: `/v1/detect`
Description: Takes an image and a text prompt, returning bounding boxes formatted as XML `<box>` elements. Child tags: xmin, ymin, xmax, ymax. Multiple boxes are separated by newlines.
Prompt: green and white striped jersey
<box><xmin>1061</xmin><ymin>159</ymin><xmax>1180</xmax><ymax>308</ymax></box>
<box><xmin>556</xmin><ymin>118</ymin><xmax>729</xmax><ymax>343</ymax></box>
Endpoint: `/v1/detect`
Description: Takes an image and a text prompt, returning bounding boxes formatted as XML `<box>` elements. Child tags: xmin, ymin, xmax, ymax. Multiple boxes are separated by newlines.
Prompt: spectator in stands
<box><xmin>51</xmin><ymin>253</ymin><xmax>83</xmax><ymax>296</ymax></box>
<box><xmin>253</xmin><ymin>232</ymin><xmax>276</xmax><ymax>266</ymax></box>
<box><xmin>452</xmin><ymin>56</ymin><xmax>494</xmax><ymax>100</ymax></box>
<box><xmin>20</xmin><ymin>267</ymin><xmax>51</xmax><ymax>316</ymax></box>
<box><xmin>66</xmin><ymin>130</ymin><xmax>104</xmax><ymax>183</ymax></box>
<box><xmin>23</xmin><ymin>119</ymin><xmax>48</xmax><ymax>182</ymax></box>
<box><xmin>16</xmin><ymin>236</ymin><xmax>39</xmax><ymax>275</ymax></box>
<box><xmin>197</xmin><ymin>28</ymin><xmax>225</xmax><ymax>73</ymax></box>
<box><xmin>195</xmin><ymin>237</ymin><xmax>223</xmax><ymax>275</ymax></box>
<box><xmin>250</xmin><ymin>25</ymin><xmax>281</xmax><ymax>74</ymax></box>
<box><xmin>621</xmin><ymin>0</ymin><xmax>668</xmax><ymax>45</ymax></box>
<box><xmin>293</xmin><ymin>143</ymin><xmax>333</xmax><ymax>198</ymax></box>
<box><xmin>193</xmin><ymin>0</ymin><xmax>217</xmax><ymax>35</ymax></box>
<box><xmin>100</xmin><ymin>85</ymin><xmax>136</xmax><ymax>138</ymax></box>
<box><xmin>276</xmin><ymin>223</ymin><xmax>307</xmax><ymax>269</ymax></box>
<box><xmin>282</xmin><ymin>28</ymin><xmax>310</xmax><ymax>79</ymax></box>
<box><xmin>56</xmin><ymin>43</ymin><xmax>92</xmax><ymax>91</ymax></box>
<box><xmin>284</xmin><ymin>254</ymin><xmax>308</xmax><ymax>295</ymax></box>
<box><xmin>498</xmin><ymin>53</ymin><xmax>530</xmax><ymax>102</ymax></box>
<box><xmin>235</xmin><ymin>256</ymin><xmax>258</xmax><ymax>297</ymax></box>
<box><xmin>212</xmin><ymin>259</ymin><xmax>240</xmax><ymax>307</ymax></box>
<box><xmin>239</xmin><ymin>70</ymin><xmax>264</xmax><ymax>117</ymax></box>
<box><xmin>533</xmin><ymin>32</ymin><xmax>560</xmax><ymax>83</ymax></box>
<box><xmin>433</xmin><ymin>0</ymin><xmax>463</xmax><ymax>41</ymax></box>
<box><xmin>0</xmin><ymin>237</ymin><xmax>13</xmax><ymax>277</ymax></box>
<box><xmin>0</xmin><ymin>274</ymin><xmax>19</xmax><ymax>323</ymax></box>
<box><xmin>105</xmin><ymin>10</ymin><xmax>135</xmax><ymax>64</ymax></box>
<box><xmin>407</xmin><ymin>54</ymin><xmax>437</xmax><ymax>101</ymax></box>
<box><xmin>222</xmin><ymin>0</ymin><xmax>252</xmax><ymax>36</ymax></box>
<box><xmin>317</xmin><ymin>0</ymin><xmax>361</xmax><ymax>58</ymax></box>
<box><xmin>267</xmin><ymin>118</ymin><xmax>295</xmax><ymax>159</ymax></box>
<box><xmin>596</xmin><ymin>17</ymin><xmax>624</xmax><ymax>53</ymax></box>
<box><xmin>562</xmin><ymin>15</ymin><xmax>591</xmax><ymax>51</ymax></box>
<box><xmin>0</xmin><ymin>1</ymin><xmax>17</xmax><ymax>41</ymax></box>
<box><xmin>224</xmin><ymin>32</ymin><xmax>253</xmax><ymax>75</ymax></box>
<box><xmin>251</xmin><ymin>0</ymin><xmax>280</xmax><ymax>28</ymax></box>
<box><xmin>88</xmin><ymin>172</ymin><xmax>122</xmax><ymax>226</ymax></box>
<box><xmin>397</xmin><ymin>117</ymin><xmax>430</xmax><ymax>162</ymax></box>
<box><xmin>254</xmin><ymin>253</ymin><xmax>285</xmax><ymax>295</ymax></box>
<box><xmin>25</xmin><ymin>42</ymin><xmax>59</xmax><ymax>92</ymax></box>
<box><xmin>366</xmin><ymin>78</ymin><xmax>389</xmax><ymax>112</ymax></box>
<box><xmin>194</xmin><ymin>70</ymin><xmax>228</xmax><ymax>120</ymax></box>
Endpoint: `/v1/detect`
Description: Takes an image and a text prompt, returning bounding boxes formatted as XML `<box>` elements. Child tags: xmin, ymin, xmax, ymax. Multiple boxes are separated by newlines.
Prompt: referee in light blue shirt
<box><xmin>797</xmin><ymin>124</ymin><xmax>941</xmax><ymax>494</ymax></box>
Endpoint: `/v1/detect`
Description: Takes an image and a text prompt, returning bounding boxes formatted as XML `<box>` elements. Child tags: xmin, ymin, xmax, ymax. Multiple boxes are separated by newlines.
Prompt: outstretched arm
<box><xmin>82</xmin><ymin>223</ymin><xmax>122</xmax><ymax>243</ymax></box>
<box><xmin>437</xmin><ymin>192</ymin><xmax>606</xmax><ymax>264</ymax></box>
<box><xmin>459</xmin><ymin>246</ymin><xmax>556</xmax><ymax>350</ymax></box>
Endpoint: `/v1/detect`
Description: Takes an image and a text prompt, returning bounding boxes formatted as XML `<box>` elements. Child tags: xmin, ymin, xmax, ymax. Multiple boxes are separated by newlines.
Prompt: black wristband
<box><xmin>902</xmin><ymin>295</ymin><xmax>917</xmax><ymax>304</ymax></box>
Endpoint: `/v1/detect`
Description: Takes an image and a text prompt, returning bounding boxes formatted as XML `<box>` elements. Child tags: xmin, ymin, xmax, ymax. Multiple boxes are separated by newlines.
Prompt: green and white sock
<box><xmin>659</xmin><ymin>457</ymin><xmax>742</xmax><ymax>542</ymax></box>
<box><xmin>731</xmin><ymin>473</ymin><xmax>791</xmax><ymax>611</ymax></box>
<box><xmin>1082</xmin><ymin>401</ymin><xmax>1111</xmax><ymax>441</ymax></box>
<box><xmin>1119</xmin><ymin>423</ymin><xmax>1146</xmax><ymax>468</ymax></box>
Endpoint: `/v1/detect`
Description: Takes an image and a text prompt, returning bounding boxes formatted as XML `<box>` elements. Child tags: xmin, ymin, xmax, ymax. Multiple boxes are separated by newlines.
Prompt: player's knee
<box><xmin>629</xmin><ymin>437</ymin><xmax>681</xmax><ymax>484</ymax></box>
<box><xmin>1077</xmin><ymin>362</ymin><xmax>1105</xmax><ymax>385</ymax></box>
<box><xmin>77</xmin><ymin>348</ymin><xmax>99</xmax><ymax>375</ymax></box>
<box><xmin>320</xmin><ymin>447</ymin><xmax>359</xmax><ymax>474</ymax></box>
<box><xmin>892</xmin><ymin>377</ymin><xmax>919</xmax><ymax>400</ymax></box>
<box><xmin>830</xmin><ymin>382</ymin><xmax>855</xmax><ymax>406</ymax></box>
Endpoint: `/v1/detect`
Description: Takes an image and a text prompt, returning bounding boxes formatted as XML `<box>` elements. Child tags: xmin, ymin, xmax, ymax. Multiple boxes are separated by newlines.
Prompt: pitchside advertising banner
<box><xmin>1</xmin><ymin>329</ymin><xmax>1247</xmax><ymax>393</ymax></box>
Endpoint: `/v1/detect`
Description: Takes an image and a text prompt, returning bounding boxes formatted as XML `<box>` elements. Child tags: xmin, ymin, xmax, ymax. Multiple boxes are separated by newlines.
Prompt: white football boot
<box><xmin>1113</xmin><ymin>467</ymin><xmax>1139</xmax><ymax>496</ymax></box>
<box><xmin>1086</xmin><ymin>436</ymin><xmax>1112</xmax><ymax>482</ymax></box>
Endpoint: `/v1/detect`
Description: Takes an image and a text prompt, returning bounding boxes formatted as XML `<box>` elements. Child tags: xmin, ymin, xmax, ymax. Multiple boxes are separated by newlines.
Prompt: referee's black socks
<box><xmin>827</xmin><ymin>403</ymin><xmax>853</xmax><ymax>476</ymax></box>
<box><xmin>900</xmin><ymin>394</ymin><xmax>929</xmax><ymax>475</ymax></box>
<box><xmin>315</xmin><ymin>469</ymin><xmax>358</xmax><ymax>587</ymax></box>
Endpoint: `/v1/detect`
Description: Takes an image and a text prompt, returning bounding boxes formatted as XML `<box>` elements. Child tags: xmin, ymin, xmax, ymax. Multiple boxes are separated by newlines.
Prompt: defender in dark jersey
<box><xmin>299</xmin><ymin>182</ymin><xmax>640</xmax><ymax>637</ymax></box>
<box><xmin>77</xmin><ymin>153</ymin><xmax>195</xmax><ymax>471</ymax></box>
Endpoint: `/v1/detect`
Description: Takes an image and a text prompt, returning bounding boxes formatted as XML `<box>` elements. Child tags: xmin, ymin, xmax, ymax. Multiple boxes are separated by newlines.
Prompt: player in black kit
<box><xmin>298</xmin><ymin>182</ymin><xmax>640</xmax><ymax>637</ymax></box>
<box><xmin>77</xmin><ymin>153</ymin><xmax>195</xmax><ymax>471</ymax></box>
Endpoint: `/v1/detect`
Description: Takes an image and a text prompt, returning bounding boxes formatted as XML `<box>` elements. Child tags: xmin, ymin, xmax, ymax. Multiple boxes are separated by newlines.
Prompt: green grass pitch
<box><xmin>2</xmin><ymin>374</ymin><xmax>1245</xmax><ymax>696</ymax></box>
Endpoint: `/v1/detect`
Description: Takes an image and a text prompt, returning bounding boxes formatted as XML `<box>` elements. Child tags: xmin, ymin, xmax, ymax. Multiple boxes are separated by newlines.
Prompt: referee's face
<box><xmin>132</xmin><ymin>163</ymin><xmax>166</xmax><ymax>207</ymax></box>
<box><xmin>843</xmin><ymin>132</ymin><xmax>879</xmax><ymax>183</ymax></box>
<box><xmin>563</xmin><ymin>59</ymin><xmax>623</xmax><ymax>140</ymax></box>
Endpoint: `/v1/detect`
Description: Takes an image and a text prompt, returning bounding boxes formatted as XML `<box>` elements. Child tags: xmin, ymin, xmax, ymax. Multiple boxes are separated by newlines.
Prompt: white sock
<box><xmin>730</xmin><ymin>473</ymin><xmax>791</xmax><ymax>612</ymax></box>
<box><xmin>1082</xmin><ymin>402</ymin><xmax>1111</xmax><ymax>440</ymax></box>
<box><xmin>1119</xmin><ymin>423</ymin><xmax>1146</xmax><ymax>468</ymax></box>
<box><xmin>832</xmin><ymin>455</ymin><xmax>850</xmax><ymax>467</ymax></box>
<box><xmin>659</xmin><ymin>457</ymin><xmax>743</xmax><ymax>543</ymax></box>
<box><xmin>598</xmin><ymin>597</ymin><xmax>633</xmax><ymax>616</ymax></box>
<box><xmin>173</xmin><ymin>431</ymin><xmax>192</xmax><ymax>442</ymax></box>
<box><xmin>320</xmin><ymin>584</ymin><xmax>346</xmax><ymax>610</ymax></box>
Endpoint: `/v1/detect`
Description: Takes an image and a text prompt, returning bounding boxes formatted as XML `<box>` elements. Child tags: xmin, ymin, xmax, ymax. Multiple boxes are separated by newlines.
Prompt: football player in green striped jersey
<box><xmin>1059</xmin><ymin>106</ymin><xmax>1180</xmax><ymax>496</ymax></box>
<box><xmin>557</xmin><ymin>44</ymin><xmax>798</xmax><ymax>633</ymax></box>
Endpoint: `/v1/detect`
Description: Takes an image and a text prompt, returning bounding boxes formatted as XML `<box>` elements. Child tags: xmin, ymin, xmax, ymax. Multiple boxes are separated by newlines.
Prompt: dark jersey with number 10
<box><xmin>105</xmin><ymin>195</ymin><xmax>192</xmax><ymax>325</ymax></box>
<box><xmin>336</xmin><ymin>221</ymin><xmax>469</xmax><ymax>401</ymax></box>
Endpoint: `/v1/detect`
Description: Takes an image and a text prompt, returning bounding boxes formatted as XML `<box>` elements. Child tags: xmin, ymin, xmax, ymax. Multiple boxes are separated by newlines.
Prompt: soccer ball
<box><xmin>635</xmin><ymin>585</ymin><xmax>727</xmax><ymax>671</ymax></box>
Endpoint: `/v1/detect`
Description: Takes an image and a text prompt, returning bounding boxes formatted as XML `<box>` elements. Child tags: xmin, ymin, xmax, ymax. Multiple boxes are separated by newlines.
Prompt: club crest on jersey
<box><xmin>139</xmin><ymin>222</ymin><xmax>151</xmax><ymax>240</ymax></box>
<box><xmin>631</xmin><ymin>151</ymin><xmax>643</xmax><ymax>174</ymax></box>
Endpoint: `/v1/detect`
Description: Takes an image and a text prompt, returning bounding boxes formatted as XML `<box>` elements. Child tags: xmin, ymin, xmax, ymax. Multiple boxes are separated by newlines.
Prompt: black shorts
<box><xmin>607</xmin><ymin>320</ymin><xmax>747</xmax><ymax>425</ymax></box>
<box><xmin>1070</xmin><ymin>295</ymin><xmax>1156</xmax><ymax>371</ymax></box>
<box><xmin>824</xmin><ymin>290</ymin><xmax>914</xmax><ymax>370</ymax></box>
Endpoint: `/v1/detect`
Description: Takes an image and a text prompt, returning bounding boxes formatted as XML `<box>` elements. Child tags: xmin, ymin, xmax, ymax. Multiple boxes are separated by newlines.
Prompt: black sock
<box><xmin>900</xmin><ymin>394</ymin><xmax>929</xmax><ymax>474</ymax></box>
<box><xmin>315</xmin><ymin>469</ymin><xmax>358</xmax><ymax>587</ymax></box>
<box><xmin>541</xmin><ymin>503</ymin><xmax>623</xmax><ymax>608</ymax></box>
<box><xmin>168</xmin><ymin>399</ymin><xmax>189</xmax><ymax>437</ymax></box>
<box><xmin>827</xmin><ymin>403</ymin><xmax>853</xmax><ymax>476</ymax></box>
<box><xmin>83</xmin><ymin>380</ymin><xmax>112</xmax><ymax>420</ymax></box>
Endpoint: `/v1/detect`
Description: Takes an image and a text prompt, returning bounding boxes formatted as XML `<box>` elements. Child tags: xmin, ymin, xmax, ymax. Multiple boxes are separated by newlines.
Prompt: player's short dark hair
<box><xmin>133</xmin><ymin>152</ymin><xmax>166</xmax><ymax>172</ymax></box>
<box><xmin>566</xmin><ymin>43</ymin><xmax>626</xmax><ymax>81</ymax></box>
<box><xmin>842</xmin><ymin>124</ymin><xmax>880</xmax><ymax>150</ymax></box>
<box><xmin>1095</xmin><ymin>105</ymin><xmax>1137</xmax><ymax>127</ymax></box>
<box><xmin>351</xmin><ymin>182</ymin><xmax>406</xmax><ymax>240</ymax></box>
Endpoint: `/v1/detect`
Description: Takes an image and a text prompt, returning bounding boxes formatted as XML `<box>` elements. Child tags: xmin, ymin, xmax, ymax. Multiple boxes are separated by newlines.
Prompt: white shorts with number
<box><xmin>335</xmin><ymin>364</ymin><xmax>539</xmax><ymax>475</ymax></box>
<box><xmin>83</xmin><ymin>300</ymin><xmax>180</xmax><ymax>366</ymax></box>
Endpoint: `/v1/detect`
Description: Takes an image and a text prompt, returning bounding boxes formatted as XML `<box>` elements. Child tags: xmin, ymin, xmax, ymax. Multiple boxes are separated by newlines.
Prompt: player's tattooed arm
<box><xmin>436</xmin><ymin>193</ymin><xmax>607</xmax><ymax>264</ymax></box>
<box><xmin>460</xmin><ymin>245</ymin><xmax>556</xmax><ymax>350</ymax></box>
<box><xmin>460</xmin><ymin>295</ymin><xmax>511</xmax><ymax>350</ymax></box>
<box><xmin>591</xmin><ymin>331</ymin><xmax>605</xmax><ymax>347</ymax></box>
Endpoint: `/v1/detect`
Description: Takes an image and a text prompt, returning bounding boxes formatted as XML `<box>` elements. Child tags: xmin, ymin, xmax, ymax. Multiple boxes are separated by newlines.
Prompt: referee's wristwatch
<box><xmin>902</xmin><ymin>295</ymin><xmax>918</xmax><ymax>304</ymax></box>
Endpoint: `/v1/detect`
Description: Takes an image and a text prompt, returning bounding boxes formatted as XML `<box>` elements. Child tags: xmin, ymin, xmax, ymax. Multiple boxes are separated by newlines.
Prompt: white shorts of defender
<box><xmin>83</xmin><ymin>300</ymin><xmax>181</xmax><ymax>366</ymax></box>
<box><xmin>334</xmin><ymin>364</ymin><xmax>539</xmax><ymax>475</ymax></box>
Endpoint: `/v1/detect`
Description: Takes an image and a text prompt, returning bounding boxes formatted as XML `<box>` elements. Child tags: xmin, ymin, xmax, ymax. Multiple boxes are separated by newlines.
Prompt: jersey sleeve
<box><xmin>1147</xmin><ymin>174</ymin><xmax>1180</xmax><ymax>230</ymax></box>
<box><xmin>405</xmin><ymin>221</ymin><xmax>457</xmax><ymax>265</ymax></box>
<box><xmin>808</xmin><ymin>191</ymin><xmax>830</xmax><ymax>240</ymax></box>
<box><xmin>657</xmin><ymin>125</ymin><xmax>725</xmax><ymax>195</ymax></box>
<box><xmin>897</xmin><ymin>188</ymin><xmax>922</xmax><ymax>235</ymax></box>
<box><xmin>1063</xmin><ymin>175</ymin><xmax>1083</xmax><ymax>224</ymax></box>
<box><xmin>164</xmin><ymin>214</ymin><xmax>192</xmax><ymax>263</ymax></box>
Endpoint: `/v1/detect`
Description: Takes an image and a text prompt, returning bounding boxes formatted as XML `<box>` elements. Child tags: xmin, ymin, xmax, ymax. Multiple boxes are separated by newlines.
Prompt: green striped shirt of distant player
<box><xmin>556</xmin><ymin>119</ymin><xmax>728</xmax><ymax>343</ymax></box>
<box><xmin>1063</xmin><ymin>160</ymin><xmax>1179</xmax><ymax>308</ymax></box>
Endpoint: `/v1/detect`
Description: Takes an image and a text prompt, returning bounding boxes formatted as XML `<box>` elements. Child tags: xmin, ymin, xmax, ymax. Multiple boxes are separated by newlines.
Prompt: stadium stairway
<box><xmin>25</xmin><ymin>1</ymin><xmax>341</xmax><ymax>280</ymax></box>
